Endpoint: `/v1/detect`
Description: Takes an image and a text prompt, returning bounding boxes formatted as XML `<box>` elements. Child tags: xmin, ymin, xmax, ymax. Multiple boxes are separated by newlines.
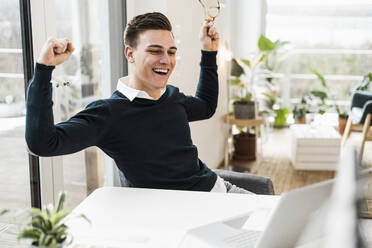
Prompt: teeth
<box><xmin>153</xmin><ymin>68</ymin><xmax>168</xmax><ymax>74</ymax></box>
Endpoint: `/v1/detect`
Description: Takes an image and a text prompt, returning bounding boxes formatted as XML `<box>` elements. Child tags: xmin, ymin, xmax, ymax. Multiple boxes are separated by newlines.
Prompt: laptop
<box><xmin>254</xmin><ymin>179</ymin><xmax>333</xmax><ymax>248</ymax></box>
<box><xmin>179</xmin><ymin>179</ymin><xmax>334</xmax><ymax>248</ymax></box>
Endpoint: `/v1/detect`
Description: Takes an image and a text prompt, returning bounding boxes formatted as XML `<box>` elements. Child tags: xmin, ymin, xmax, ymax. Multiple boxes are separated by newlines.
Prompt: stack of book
<box><xmin>290</xmin><ymin>124</ymin><xmax>341</xmax><ymax>170</ymax></box>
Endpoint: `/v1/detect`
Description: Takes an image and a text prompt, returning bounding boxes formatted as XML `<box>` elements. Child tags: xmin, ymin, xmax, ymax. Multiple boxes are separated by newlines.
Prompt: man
<box><xmin>26</xmin><ymin>12</ymin><xmax>251</xmax><ymax>194</ymax></box>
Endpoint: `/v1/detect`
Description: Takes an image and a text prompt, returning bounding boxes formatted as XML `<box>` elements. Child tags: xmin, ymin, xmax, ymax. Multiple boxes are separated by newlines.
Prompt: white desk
<box><xmin>67</xmin><ymin>187</ymin><xmax>279</xmax><ymax>248</ymax></box>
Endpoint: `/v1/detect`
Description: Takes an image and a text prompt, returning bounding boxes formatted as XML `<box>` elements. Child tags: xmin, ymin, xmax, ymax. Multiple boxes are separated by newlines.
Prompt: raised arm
<box><xmin>25</xmin><ymin>38</ymin><xmax>111</xmax><ymax>156</ymax></box>
<box><xmin>182</xmin><ymin>22</ymin><xmax>220</xmax><ymax>122</ymax></box>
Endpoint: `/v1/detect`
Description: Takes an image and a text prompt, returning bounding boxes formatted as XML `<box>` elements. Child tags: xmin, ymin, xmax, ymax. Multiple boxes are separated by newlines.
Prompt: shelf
<box><xmin>223</xmin><ymin>113</ymin><xmax>265</xmax><ymax>126</ymax></box>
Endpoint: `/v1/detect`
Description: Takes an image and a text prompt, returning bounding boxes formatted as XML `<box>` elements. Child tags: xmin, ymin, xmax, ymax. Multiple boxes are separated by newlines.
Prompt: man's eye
<box><xmin>149</xmin><ymin>50</ymin><xmax>163</xmax><ymax>54</ymax></box>
<box><xmin>168</xmin><ymin>51</ymin><xmax>176</xmax><ymax>56</ymax></box>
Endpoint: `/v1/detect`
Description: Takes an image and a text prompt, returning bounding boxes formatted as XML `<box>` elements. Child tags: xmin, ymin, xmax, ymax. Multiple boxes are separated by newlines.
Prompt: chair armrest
<box><xmin>351</xmin><ymin>91</ymin><xmax>372</xmax><ymax>109</ymax></box>
<box><xmin>213</xmin><ymin>169</ymin><xmax>275</xmax><ymax>195</ymax></box>
<box><xmin>361</xmin><ymin>100</ymin><xmax>372</xmax><ymax>125</ymax></box>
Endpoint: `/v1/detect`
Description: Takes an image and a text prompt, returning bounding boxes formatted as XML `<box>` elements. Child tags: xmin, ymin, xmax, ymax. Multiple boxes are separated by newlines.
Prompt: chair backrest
<box><xmin>118</xmin><ymin>168</ymin><xmax>275</xmax><ymax>195</ymax></box>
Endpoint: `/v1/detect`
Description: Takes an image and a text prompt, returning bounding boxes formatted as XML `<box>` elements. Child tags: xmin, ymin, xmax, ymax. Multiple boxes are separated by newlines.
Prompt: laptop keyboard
<box><xmin>223</xmin><ymin>230</ymin><xmax>262</xmax><ymax>248</ymax></box>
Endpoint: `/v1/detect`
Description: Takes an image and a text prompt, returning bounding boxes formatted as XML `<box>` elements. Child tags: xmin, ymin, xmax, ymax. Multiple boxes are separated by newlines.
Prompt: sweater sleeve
<box><xmin>181</xmin><ymin>50</ymin><xmax>218</xmax><ymax>122</ymax></box>
<box><xmin>25</xmin><ymin>63</ymin><xmax>111</xmax><ymax>157</ymax></box>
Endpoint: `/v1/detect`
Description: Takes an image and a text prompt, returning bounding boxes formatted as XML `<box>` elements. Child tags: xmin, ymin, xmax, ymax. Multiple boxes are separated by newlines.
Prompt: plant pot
<box><xmin>232</xmin><ymin>133</ymin><xmax>256</xmax><ymax>161</ymax></box>
<box><xmin>233</xmin><ymin>101</ymin><xmax>255</xmax><ymax>120</ymax></box>
<box><xmin>30</xmin><ymin>243</ymin><xmax>66</xmax><ymax>248</ymax></box>
<box><xmin>295</xmin><ymin>116</ymin><xmax>306</xmax><ymax>124</ymax></box>
<box><xmin>338</xmin><ymin>115</ymin><xmax>348</xmax><ymax>135</ymax></box>
<box><xmin>273</xmin><ymin>107</ymin><xmax>290</xmax><ymax>128</ymax></box>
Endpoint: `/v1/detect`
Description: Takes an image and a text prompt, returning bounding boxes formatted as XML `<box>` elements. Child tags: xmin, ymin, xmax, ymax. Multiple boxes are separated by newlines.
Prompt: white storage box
<box><xmin>290</xmin><ymin>124</ymin><xmax>341</xmax><ymax>170</ymax></box>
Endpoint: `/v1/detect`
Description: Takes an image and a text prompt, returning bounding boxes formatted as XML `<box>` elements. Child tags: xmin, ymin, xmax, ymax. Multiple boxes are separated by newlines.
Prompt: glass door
<box><xmin>30</xmin><ymin>0</ymin><xmax>127</xmax><ymax>210</ymax></box>
<box><xmin>0</xmin><ymin>0</ymin><xmax>30</xmax><ymax>246</ymax></box>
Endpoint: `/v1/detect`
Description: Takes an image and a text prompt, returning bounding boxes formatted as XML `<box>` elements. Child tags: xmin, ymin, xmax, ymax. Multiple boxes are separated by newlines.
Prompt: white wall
<box><xmin>126</xmin><ymin>0</ymin><xmax>231</xmax><ymax>168</ymax></box>
<box><xmin>229</xmin><ymin>0</ymin><xmax>267</xmax><ymax>57</ymax></box>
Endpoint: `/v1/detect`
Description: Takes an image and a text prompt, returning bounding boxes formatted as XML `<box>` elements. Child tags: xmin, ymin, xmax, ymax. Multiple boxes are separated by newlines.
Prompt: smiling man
<box><xmin>26</xmin><ymin>12</ymin><xmax>252</xmax><ymax>194</ymax></box>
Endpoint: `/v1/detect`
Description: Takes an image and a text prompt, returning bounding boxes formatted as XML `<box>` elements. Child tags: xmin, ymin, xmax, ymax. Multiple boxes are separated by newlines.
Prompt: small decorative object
<box><xmin>292</xmin><ymin>97</ymin><xmax>308</xmax><ymax>124</ymax></box>
<box><xmin>335</xmin><ymin>105</ymin><xmax>348</xmax><ymax>135</ymax></box>
<box><xmin>13</xmin><ymin>192</ymin><xmax>90</xmax><ymax>248</ymax></box>
<box><xmin>197</xmin><ymin>0</ymin><xmax>221</xmax><ymax>24</ymax></box>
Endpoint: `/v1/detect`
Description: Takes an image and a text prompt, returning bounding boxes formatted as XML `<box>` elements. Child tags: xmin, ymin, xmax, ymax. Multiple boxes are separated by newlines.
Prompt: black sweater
<box><xmin>26</xmin><ymin>51</ymin><xmax>218</xmax><ymax>191</ymax></box>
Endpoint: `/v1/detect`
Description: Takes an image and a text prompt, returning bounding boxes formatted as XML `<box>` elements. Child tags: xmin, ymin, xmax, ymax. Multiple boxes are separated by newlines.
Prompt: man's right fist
<box><xmin>37</xmin><ymin>38</ymin><xmax>74</xmax><ymax>66</ymax></box>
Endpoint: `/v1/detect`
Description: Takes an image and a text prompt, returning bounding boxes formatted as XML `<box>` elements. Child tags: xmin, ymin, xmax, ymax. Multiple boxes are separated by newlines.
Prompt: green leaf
<box><xmin>45</xmin><ymin>205</ymin><xmax>53</xmax><ymax>218</ymax></box>
<box><xmin>238</xmin><ymin>58</ymin><xmax>251</xmax><ymax>69</ymax></box>
<box><xmin>57</xmin><ymin>234</ymin><xmax>67</xmax><ymax>244</ymax></box>
<box><xmin>78</xmin><ymin>213</ymin><xmax>92</xmax><ymax>225</ymax></box>
<box><xmin>273</xmin><ymin>40</ymin><xmax>290</xmax><ymax>49</ymax></box>
<box><xmin>236</xmin><ymin>126</ymin><xmax>245</xmax><ymax>133</ymax></box>
<box><xmin>262</xmin><ymin>93</ymin><xmax>276</xmax><ymax>102</ymax></box>
<box><xmin>31</xmin><ymin>215</ymin><xmax>48</xmax><ymax>233</ymax></box>
<box><xmin>42</xmin><ymin>239</ymin><xmax>59</xmax><ymax>248</ymax></box>
<box><xmin>52</xmin><ymin>210</ymin><xmax>70</xmax><ymax>226</ymax></box>
<box><xmin>311</xmin><ymin>90</ymin><xmax>328</xmax><ymax>101</ymax></box>
<box><xmin>367</xmin><ymin>72</ymin><xmax>372</xmax><ymax>81</ymax></box>
<box><xmin>0</xmin><ymin>209</ymin><xmax>9</xmax><ymax>216</ymax></box>
<box><xmin>18</xmin><ymin>229</ymin><xmax>41</xmax><ymax>242</ymax></box>
<box><xmin>229</xmin><ymin>77</ymin><xmax>242</xmax><ymax>86</ymax></box>
<box><xmin>258</xmin><ymin>35</ymin><xmax>275</xmax><ymax>51</ymax></box>
<box><xmin>310</xmin><ymin>68</ymin><xmax>327</xmax><ymax>88</ymax></box>
<box><xmin>56</xmin><ymin>192</ymin><xmax>66</xmax><ymax>213</ymax></box>
<box><xmin>257</xmin><ymin>53</ymin><xmax>267</xmax><ymax>64</ymax></box>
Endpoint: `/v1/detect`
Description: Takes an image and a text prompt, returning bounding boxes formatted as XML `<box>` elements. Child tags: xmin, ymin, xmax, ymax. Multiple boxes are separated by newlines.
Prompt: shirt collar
<box><xmin>116</xmin><ymin>76</ymin><xmax>166</xmax><ymax>101</ymax></box>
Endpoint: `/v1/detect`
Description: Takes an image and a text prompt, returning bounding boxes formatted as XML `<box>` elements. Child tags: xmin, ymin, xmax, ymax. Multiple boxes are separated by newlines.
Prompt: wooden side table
<box><xmin>223</xmin><ymin>113</ymin><xmax>265</xmax><ymax>169</ymax></box>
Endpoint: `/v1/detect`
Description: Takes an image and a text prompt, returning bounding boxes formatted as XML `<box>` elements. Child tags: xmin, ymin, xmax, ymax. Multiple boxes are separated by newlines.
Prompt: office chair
<box><xmin>118</xmin><ymin>169</ymin><xmax>275</xmax><ymax>195</ymax></box>
<box><xmin>341</xmin><ymin>91</ymin><xmax>372</xmax><ymax>161</ymax></box>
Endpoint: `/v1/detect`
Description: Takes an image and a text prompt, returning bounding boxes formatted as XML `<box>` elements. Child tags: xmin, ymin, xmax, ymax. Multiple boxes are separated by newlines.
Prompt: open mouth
<box><xmin>152</xmin><ymin>68</ymin><xmax>169</xmax><ymax>75</ymax></box>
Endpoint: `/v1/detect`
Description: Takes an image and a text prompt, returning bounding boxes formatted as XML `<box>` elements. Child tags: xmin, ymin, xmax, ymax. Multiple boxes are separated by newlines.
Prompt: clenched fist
<box><xmin>37</xmin><ymin>38</ymin><xmax>74</xmax><ymax>66</ymax></box>
<box><xmin>199</xmin><ymin>21</ymin><xmax>220</xmax><ymax>52</ymax></box>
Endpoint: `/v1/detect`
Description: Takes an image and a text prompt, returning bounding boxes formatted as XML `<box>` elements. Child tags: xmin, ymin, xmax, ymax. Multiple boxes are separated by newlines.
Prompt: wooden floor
<box><xmin>226</xmin><ymin>128</ymin><xmax>372</xmax><ymax>194</ymax></box>
<box><xmin>226</xmin><ymin>128</ymin><xmax>372</xmax><ymax>218</ymax></box>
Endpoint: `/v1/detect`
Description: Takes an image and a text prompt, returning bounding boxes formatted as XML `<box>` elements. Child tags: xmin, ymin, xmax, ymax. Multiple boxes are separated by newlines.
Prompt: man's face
<box><xmin>126</xmin><ymin>30</ymin><xmax>177</xmax><ymax>90</ymax></box>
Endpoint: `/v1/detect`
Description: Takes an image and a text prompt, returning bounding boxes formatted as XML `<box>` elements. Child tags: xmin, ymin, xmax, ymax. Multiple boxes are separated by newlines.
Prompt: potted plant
<box><xmin>232</xmin><ymin>126</ymin><xmax>256</xmax><ymax>161</ymax></box>
<box><xmin>293</xmin><ymin>103</ymin><xmax>307</xmax><ymax>124</ymax></box>
<box><xmin>1</xmin><ymin>192</ymin><xmax>90</xmax><ymax>248</ymax></box>
<box><xmin>292</xmin><ymin>96</ymin><xmax>310</xmax><ymax>124</ymax></box>
<box><xmin>273</xmin><ymin>104</ymin><xmax>290</xmax><ymax>128</ymax></box>
<box><xmin>258</xmin><ymin>36</ymin><xmax>289</xmax><ymax>113</ymax></box>
<box><xmin>229</xmin><ymin>59</ymin><xmax>255</xmax><ymax>120</ymax></box>
<box><xmin>233</xmin><ymin>91</ymin><xmax>255</xmax><ymax>120</ymax></box>
<box><xmin>309</xmin><ymin>68</ymin><xmax>333</xmax><ymax>115</ymax></box>
<box><xmin>335</xmin><ymin>105</ymin><xmax>349</xmax><ymax>135</ymax></box>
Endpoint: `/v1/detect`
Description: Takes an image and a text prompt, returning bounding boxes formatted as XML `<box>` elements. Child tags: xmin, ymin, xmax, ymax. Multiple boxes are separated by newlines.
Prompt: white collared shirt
<box><xmin>116</xmin><ymin>76</ymin><xmax>166</xmax><ymax>101</ymax></box>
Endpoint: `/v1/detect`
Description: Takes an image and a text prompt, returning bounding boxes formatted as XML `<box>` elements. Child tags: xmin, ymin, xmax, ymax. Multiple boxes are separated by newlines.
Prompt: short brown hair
<box><xmin>124</xmin><ymin>12</ymin><xmax>172</xmax><ymax>48</ymax></box>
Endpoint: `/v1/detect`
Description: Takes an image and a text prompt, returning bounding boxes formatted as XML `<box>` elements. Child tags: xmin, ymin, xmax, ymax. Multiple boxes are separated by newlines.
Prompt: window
<box><xmin>0</xmin><ymin>0</ymin><xmax>31</xmax><ymax>224</ymax></box>
<box><xmin>266</xmin><ymin>0</ymin><xmax>372</xmax><ymax>104</ymax></box>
